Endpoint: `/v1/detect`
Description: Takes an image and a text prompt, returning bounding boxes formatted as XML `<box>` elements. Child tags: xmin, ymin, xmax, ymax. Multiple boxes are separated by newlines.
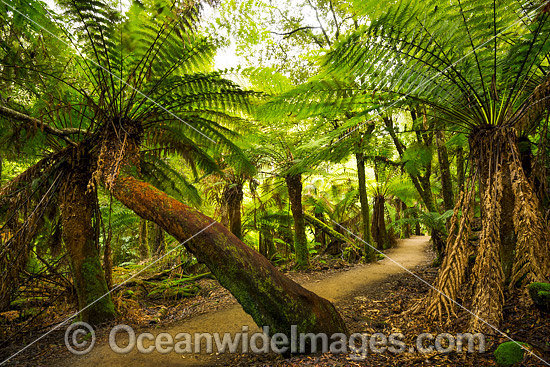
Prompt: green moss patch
<box><xmin>528</xmin><ymin>282</ymin><xmax>550</xmax><ymax>313</ymax></box>
<box><xmin>494</xmin><ymin>341</ymin><xmax>530</xmax><ymax>367</ymax></box>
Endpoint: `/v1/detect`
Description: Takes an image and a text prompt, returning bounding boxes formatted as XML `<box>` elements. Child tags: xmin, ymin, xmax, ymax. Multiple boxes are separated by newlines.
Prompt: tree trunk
<box><xmin>356</xmin><ymin>152</ymin><xmax>374</xmax><ymax>261</ymax></box>
<box><xmin>400</xmin><ymin>200</ymin><xmax>411</xmax><ymax>238</ymax></box>
<box><xmin>259</xmin><ymin>224</ymin><xmax>276</xmax><ymax>261</ymax></box>
<box><xmin>150</xmin><ymin>223</ymin><xmax>165</xmax><ymax>255</ymax></box>
<box><xmin>383</xmin><ymin>114</ymin><xmax>436</xmax><ymax>212</ymax></box>
<box><xmin>436</xmin><ymin>130</ymin><xmax>454</xmax><ymax>211</ymax></box>
<box><xmin>61</xmin><ymin>168</ymin><xmax>116</xmax><ymax>325</ymax></box>
<box><xmin>138</xmin><ymin>219</ymin><xmax>150</xmax><ymax>259</ymax></box>
<box><xmin>259</xmin><ymin>230</ymin><xmax>267</xmax><ymax>257</ymax></box>
<box><xmin>223</xmin><ymin>182</ymin><xmax>243</xmax><ymax>239</ymax></box>
<box><xmin>111</xmin><ymin>175</ymin><xmax>347</xmax><ymax>339</ymax></box>
<box><xmin>475</xmin><ymin>130</ymin><xmax>516</xmax><ymax>283</ymax></box>
<box><xmin>499</xmin><ymin>162</ymin><xmax>516</xmax><ymax>282</ymax></box>
<box><xmin>285</xmin><ymin>174</ymin><xmax>309</xmax><ymax>268</ymax></box>
<box><xmin>414</xmin><ymin>205</ymin><xmax>422</xmax><ymax>235</ymax></box>
<box><xmin>426</xmin><ymin>126</ymin><xmax>550</xmax><ymax>332</ymax></box>
<box><xmin>103</xmin><ymin>226</ymin><xmax>113</xmax><ymax>290</ymax></box>
<box><xmin>371</xmin><ymin>195</ymin><xmax>388</xmax><ymax>250</ymax></box>
<box><xmin>456</xmin><ymin>146</ymin><xmax>465</xmax><ymax>194</ymax></box>
<box><xmin>313</xmin><ymin>211</ymin><xmax>326</xmax><ymax>249</ymax></box>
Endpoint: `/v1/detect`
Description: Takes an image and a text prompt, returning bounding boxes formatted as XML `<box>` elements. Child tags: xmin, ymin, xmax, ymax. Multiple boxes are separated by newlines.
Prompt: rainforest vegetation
<box><xmin>0</xmin><ymin>0</ymin><xmax>549</xmax><ymax>365</ymax></box>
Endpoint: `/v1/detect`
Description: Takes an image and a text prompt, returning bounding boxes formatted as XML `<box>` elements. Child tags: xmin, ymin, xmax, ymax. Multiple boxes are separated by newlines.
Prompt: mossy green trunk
<box><xmin>456</xmin><ymin>146</ymin><xmax>465</xmax><ymax>195</ymax></box>
<box><xmin>285</xmin><ymin>174</ymin><xmax>309</xmax><ymax>268</ymax></box>
<box><xmin>356</xmin><ymin>152</ymin><xmax>374</xmax><ymax>261</ymax></box>
<box><xmin>436</xmin><ymin>131</ymin><xmax>454</xmax><ymax>211</ymax></box>
<box><xmin>61</xmin><ymin>167</ymin><xmax>115</xmax><ymax>325</ymax></box>
<box><xmin>111</xmin><ymin>175</ymin><xmax>347</xmax><ymax>341</ymax></box>
<box><xmin>304</xmin><ymin>212</ymin><xmax>354</xmax><ymax>247</ymax></box>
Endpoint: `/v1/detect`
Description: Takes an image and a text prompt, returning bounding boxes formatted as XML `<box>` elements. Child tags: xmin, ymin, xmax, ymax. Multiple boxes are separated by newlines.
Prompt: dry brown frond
<box><xmin>469</xmin><ymin>163</ymin><xmax>505</xmax><ymax>333</ymax></box>
<box><xmin>422</xmin><ymin>175</ymin><xmax>475</xmax><ymax>321</ymax></box>
<box><xmin>509</xmin><ymin>142</ymin><xmax>550</xmax><ymax>285</ymax></box>
<box><xmin>512</xmin><ymin>75</ymin><xmax>550</xmax><ymax>131</ymax></box>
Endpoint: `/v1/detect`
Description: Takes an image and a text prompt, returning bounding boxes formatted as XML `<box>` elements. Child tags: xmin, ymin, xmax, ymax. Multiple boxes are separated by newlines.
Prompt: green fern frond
<box><xmin>140</xmin><ymin>153</ymin><xmax>201</xmax><ymax>206</ymax></box>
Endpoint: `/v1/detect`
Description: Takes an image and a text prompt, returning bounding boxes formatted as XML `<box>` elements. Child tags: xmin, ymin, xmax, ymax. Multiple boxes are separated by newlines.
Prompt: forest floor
<box><xmin>2</xmin><ymin>235</ymin><xmax>549</xmax><ymax>366</ymax></box>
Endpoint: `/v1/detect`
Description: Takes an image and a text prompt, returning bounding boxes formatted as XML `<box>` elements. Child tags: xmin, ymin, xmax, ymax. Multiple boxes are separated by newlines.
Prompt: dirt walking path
<box><xmin>60</xmin><ymin>235</ymin><xmax>431</xmax><ymax>367</ymax></box>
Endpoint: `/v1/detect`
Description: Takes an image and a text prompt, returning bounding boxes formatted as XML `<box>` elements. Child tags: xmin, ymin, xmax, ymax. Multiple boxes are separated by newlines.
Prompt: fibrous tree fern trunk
<box><xmin>258</xmin><ymin>218</ymin><xmax>276</xmax><ymax>260</ymax></box>
<box><xmin>424</xmin><ymin>127</ymin><xmax>550</xmax><ymax>332</ymax></box>
<box><xmin>314</xmin><ymin>211</ymin><xmax>326</xmax><ymax>250</ymax></box>
<box><xmin>371</xmin><ymin>195</ymin><xmax>388</xmax><ymax>250</ymax></box>
<box><xmin>285</xmin><ymin>174</ymin><xmax>309</xmax><ymax>268</ymax></box>
<box><xmin>60</xmin><ymin>161</ymin><xmax>116</xmax><ymax>325</ymax></box>
<box><xmin>397</xmin><ymin>199</ymin><xmax>411</xmax><ymax>238</ymax></box>
<box><xmin>223</xmin><ymin>181</ymin><xmax>243</xmax><ymax>239</ymax></box>
<box><xmin>111</xmin><ymin>175</ymin><xmax>347</xmax><ymax>338</ymax></box>
<box><xmin>150</xmin><ymin>222</ymin><xmax>165</xmax><ymax>255</ymax></box>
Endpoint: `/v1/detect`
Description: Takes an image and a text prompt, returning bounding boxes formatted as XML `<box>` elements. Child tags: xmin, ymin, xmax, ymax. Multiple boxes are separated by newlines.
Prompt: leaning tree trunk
<box><xmin>356</xmin><ymin>152</ymin><xmax>375</xmax><ymax>261</ymax></box>
<box><xmin>61</xmin><ymin>166</ymin><xmax>116</xmax><ymax>325</ymax></box>
<box><xmin>111</xmin><ymin>175</ymin><xmax>347</xmax><ymax>339</ymax></box>
<box><xmin>423</xmin><ymin>126</ymin><xmax>550</xmax><ymax>333</ymax></box>
<box><xmin>285</xmin><ymin>174</ymin><xmax>309</xmax><ymax>268</ymax></box>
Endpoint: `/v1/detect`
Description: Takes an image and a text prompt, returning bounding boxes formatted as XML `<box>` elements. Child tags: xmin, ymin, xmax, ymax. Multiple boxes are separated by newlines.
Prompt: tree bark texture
<box><xmin>285</xmin><ymin>174</ymin><xmax>309</xmax><ymax>267</ymax></box>
<box><xmin>436</xmin><ymin>130</ymin><xmax>454</xmax><ymax>211</ymax></box>
<box><xmin>223</xmin><ymin>182</ymin><xmax>243</xmax><ymax>239</ymax></box>
<box><xmin>371</xmin><ymin>195</ymin><xmax>389</xmax><ymax>250</ymax></box>
<box><xmin>61</xmin><ymin>167</ymin><xmax>116</xmax><ymax>325</ymax></box>
<box><xmin>356</xmin><ymin>152</ymin><xmax>374</xmax><ymax>261</ymax></box>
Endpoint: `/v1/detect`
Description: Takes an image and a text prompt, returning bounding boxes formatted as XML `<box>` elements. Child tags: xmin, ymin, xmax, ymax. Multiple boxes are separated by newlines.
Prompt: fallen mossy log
<box><xmin>116</xmin><ymin>272</ymin><xmax>212</xmax><ymax>289</ymax></box>
<box><xmin>111</xmin><ymin>175</ymin><xmax>348</xmax><ymax>342</ymax></box>
<box><xmin>147</xmin><ymin>282</ymin><xmax>200</xmax><ymax>300</ymax></box>
<box><xmin>303</xmin><ymin>212</ymin><xmax>358</xmax><ymax>248</ymax></box>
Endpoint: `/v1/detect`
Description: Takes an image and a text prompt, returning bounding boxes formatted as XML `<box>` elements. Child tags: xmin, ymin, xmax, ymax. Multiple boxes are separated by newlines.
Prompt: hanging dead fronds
<box><xmin>422</xmin><ymin>175</ymin><xmax>475</xmax><ymax>320</ymax></box>
<box><xmin>469</xmin><ymin>165</ymin><xmax>505</xmax><ymax>333</ymax></box>
<box><xmin>509</xmin><ymin>139</ymin><xmax>550</xmax><ymax>285</ymax></box>
<box><xmin>0</xmin><ymin>155</ymin><xmax>66</xmax><ymax>311</ymax></box>
<box><xmin>512</xmin><ymin>75</ymin><xmax>550</xmax><ymax>132</ymax></box>
<box><xmin>423</xmin><ymin>126</ymin><xmax>549</xmax><ymax>332</ymax></box>
<box><xmin>91</xmin><ymin>118</ymin><xmax>143</xmax><ymax>191</ymax></box>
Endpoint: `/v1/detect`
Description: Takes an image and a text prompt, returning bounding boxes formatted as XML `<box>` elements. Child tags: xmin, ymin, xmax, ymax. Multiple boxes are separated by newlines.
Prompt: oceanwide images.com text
<box><xmin>65</xmin><ymin>322</ymin><xmax>486</xmax><ymax>359</ymax></box>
